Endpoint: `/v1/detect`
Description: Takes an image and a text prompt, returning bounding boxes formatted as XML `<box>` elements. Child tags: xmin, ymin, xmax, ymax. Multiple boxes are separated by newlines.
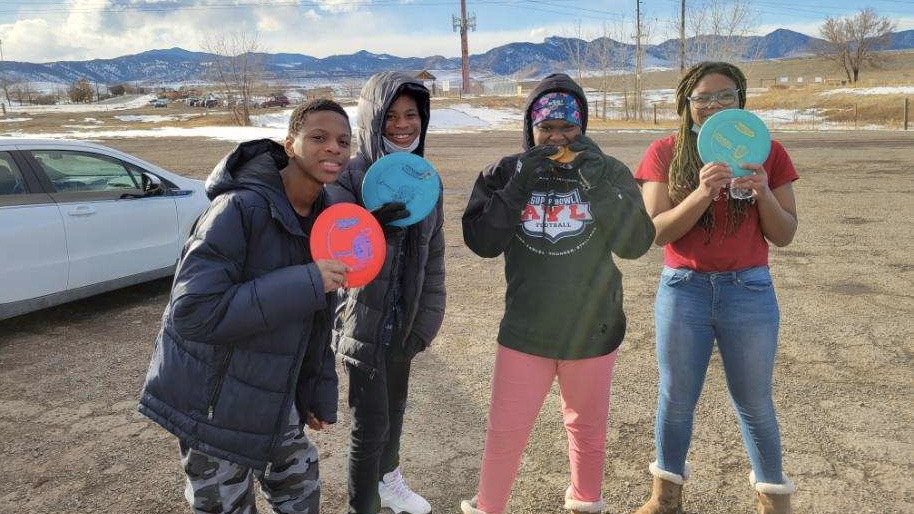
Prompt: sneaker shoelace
<box><xmin>387</xmin><ymin>472</ymin><xmax>414</xmax><ymax>500</ymax></box>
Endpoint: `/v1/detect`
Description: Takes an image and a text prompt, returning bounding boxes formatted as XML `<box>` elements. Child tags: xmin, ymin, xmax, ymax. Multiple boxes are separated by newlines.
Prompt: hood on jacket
<box><xmin>205</xmin><ymin>138</ymin><xmax>289</xmax><ymax>200</ymax></box>
<box><xmin>355</xmin><ymin>71</ymin><xmax>431</xmax><ymax>162</ymax></box>
<box><xmin>204</xmin><ymin>138</ymin><xmax>307</xmax><ymax>236</ymax></box>
<box><xmin>521</xmin><ymin>73</ymin><xmax>589</xmax><ymax>151</ymax></box>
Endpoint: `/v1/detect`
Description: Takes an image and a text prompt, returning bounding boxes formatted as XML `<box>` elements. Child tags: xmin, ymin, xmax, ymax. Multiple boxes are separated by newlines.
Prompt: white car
<box><xmin>0</xmin><ymin>138</ymin><xmax>209</xmax><ymax>320</ymax></box>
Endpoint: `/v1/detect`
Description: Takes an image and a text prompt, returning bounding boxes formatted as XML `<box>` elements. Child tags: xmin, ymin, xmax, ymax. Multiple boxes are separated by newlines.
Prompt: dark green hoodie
<box><xmin>462</xmin><ymin>73</ymin><xmax>655</xmax><ymax>359</ymax></box>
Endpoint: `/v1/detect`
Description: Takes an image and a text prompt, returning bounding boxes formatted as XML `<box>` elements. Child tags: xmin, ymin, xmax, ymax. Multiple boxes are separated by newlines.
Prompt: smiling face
<box><xmin>688</xmin><ymin>72</ymin><xmax>740</xmax><ymax>127</ymax></box>
<box><xmin>284</xmin><ymin>110</ymin><xmax>351</xmax><ymax>185</ymax></box>
<box><xmin>383</xmin><ymin>94</ymin><xmax>421</xmax><ymax>148</ymax></box>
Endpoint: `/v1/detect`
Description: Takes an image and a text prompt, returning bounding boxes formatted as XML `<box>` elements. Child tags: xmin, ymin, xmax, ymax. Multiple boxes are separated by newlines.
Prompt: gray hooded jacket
<box><xmin>327</xmin><ymin>72</ymin><xmax>446</xmax><ymax>372</ymax></box>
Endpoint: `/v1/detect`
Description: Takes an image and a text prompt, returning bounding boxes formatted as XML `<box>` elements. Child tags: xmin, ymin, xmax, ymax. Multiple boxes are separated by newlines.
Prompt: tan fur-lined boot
<box><xmin>630</xmin><ymin>461</ymin><xmax>690</xmax><ymax>514</ymax></box>
<box><xmin>460</xmin><ymin>496</ymin><xmax>488</xmax><ymax>514</ymax></box>
<box><xmin>564</xmin><ymin>485</ymin><xmax>605</xmax><ymax>514</ymax></box>
<box><xmin>749</xmin><ymin>471</ymin><xmax>796</xmax><ymax>514</ymax></box>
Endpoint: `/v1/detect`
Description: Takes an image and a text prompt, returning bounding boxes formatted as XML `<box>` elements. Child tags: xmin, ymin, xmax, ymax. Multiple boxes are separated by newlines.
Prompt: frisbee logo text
<box><xmin>735</xmin><ymin>122</ymin><xmax>755</xmax><ymax>137</ymax></box>
<box><xmin>402</xmin><ymin>163</ymin><xmax>433</xmax><ymax>180</ymax></box>
<box><xmin>378</xmin><ymin>180</ymin><xmax>417</xmax><ymax>204</ymax></box>
<box><xmin>327</xmin><ymin>219</ymin><xmax>376</xmax><ymax>272</ymax></box>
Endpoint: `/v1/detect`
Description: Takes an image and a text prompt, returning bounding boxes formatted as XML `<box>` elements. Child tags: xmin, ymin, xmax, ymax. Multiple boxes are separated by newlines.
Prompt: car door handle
<box><xmin>68</xmin><ymin>205</ymin><xmax>97</xmax><ymax>216</ymax></box>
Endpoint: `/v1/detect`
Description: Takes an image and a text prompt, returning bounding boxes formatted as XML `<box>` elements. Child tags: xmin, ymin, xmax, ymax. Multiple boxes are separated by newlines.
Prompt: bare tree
<box><xmin>632</xmin><ymin>15</ymin><xmax>658</xmax><ymax>121</ymax></box>
<box><xmin>202</xmin><ymin>31</ymin><xmax>265</xmax><ymax>126</ymax></box>
<box><xmin>0</xmin><ymin>77</ymin><xmax>11</xmax><ymax>107</ymax></box>
<box><xmin>561</xmin><ymin>20</ymin><xmax>589</xmax><ymax>82</ymax></box>
<box><xmin>686</xmin><ymin>0</ymin><xmax>758</xmax><ymax>65</ymax></box>
<box><xmin>10</xmin><ymin>81</ymin><xmax>36</xmax><ymax>105</ymax></box>
<box><xmin>819</xmin><ymin>8</ymin><xmax>896</xmax><ymax>84</ymax></box>
<box><xmin>69</xmin><ymin>78</ymin><xmax>93</xmax><ymax>103</ymax></box>
<box><xmin>340</xmin><ymin>77</ymin><xmax>364</xmax><ymax>100</ymax></box>
<box><xmin>588</xmin><ymin>20</ymin><xmax>630</xmax><ymax>120</ymax></box>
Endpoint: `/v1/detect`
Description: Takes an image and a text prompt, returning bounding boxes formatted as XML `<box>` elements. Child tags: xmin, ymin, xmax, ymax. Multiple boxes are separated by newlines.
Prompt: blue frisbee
<box><xmin>361</xmin><ymin>152</ymin><xmax>441</xmax><ymax>227</ymax></box>
<box><xmin>697</xmin><ymin>109</ymin><xmax>771</xmax><ymax>178</ymax></box>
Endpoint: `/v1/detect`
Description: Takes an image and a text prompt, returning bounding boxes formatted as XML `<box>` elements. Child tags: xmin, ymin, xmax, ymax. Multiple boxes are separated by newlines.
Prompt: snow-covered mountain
<box><xmin>1</xmin><ymin>29</ymin><xmax>912</xmax><ymax>87</ymax></box>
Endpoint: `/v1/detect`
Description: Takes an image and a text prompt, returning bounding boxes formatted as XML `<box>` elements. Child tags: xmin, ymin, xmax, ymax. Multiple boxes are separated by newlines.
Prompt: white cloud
<box><xmin>0</xmin><ymin>0</ymin><xmax>911</xmax><ymax>64</ymax></box>
<box><xmin>316</xmin><ymin>0</ymin><xmax>367</xmax><ymax>14</ymax></box>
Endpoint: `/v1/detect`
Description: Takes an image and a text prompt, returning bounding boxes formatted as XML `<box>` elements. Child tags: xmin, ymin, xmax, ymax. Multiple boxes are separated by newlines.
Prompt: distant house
<box><xmin>403</xmin><ymin>70</ymin><xmax>438</xmax><ymax>95</ymax></box>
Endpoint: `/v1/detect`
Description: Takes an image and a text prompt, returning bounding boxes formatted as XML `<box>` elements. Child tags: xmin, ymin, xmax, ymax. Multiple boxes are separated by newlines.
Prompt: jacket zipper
<box><xmin>207</xmin><ymin>348</ymin><xmax>233</xmax><ymax>419</ymax></box>
<box><xmin>375</xmin><ymin>233</ymin><xmax>403</xmax><ymax>367</ymax></box>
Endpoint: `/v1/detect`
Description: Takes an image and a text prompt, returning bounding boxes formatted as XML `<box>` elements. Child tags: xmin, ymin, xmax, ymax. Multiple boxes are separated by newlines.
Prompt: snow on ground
<box><xmin>250</xmin><ymin>104</ymin><xmax>521</xmax><ymax>135</ymax></box>
<box><xmin>1</xmin><ymin>126</ymin><xmax>287</xmax><ymax>142</ymax></box>
<box><xmin>425</xmin><ymin>104</ymin><xmax>522</xmax><ymax>132</ymax></box>
<box><xmin>5</xmin><ymin>94</ymin><xmax>156</xmax><ymax>114</ymax></box>
<box><xmin>0</xmin><ymin>103</ymin><xmax>523</xmax><ymax>142</ymax></box>
<box><xmin>755</xmin><ymin>109</ymin><xmax>824</xmax><ymax>124</ymax></box>
<box><xmin>114</xmin><ymin>114</ymin><xmax>200</xmax><ymax>123</ymax></box>
<box><xmin>583</xmin><ymin>89</ymin><xmax>678</xmax><ymax>107</ymax></box>
<box><xmin>819</xmin><ymin>86</ymin><xmax>914</xmax><ymax>96</ymax></box>
<box><xmin>0</xmin><ymin>86</ymin><xmax>907</xmax><ymax>141</ymax></box>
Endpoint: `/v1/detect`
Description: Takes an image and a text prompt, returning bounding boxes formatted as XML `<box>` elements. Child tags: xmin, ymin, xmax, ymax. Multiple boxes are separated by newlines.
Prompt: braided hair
<box><xmin>670</xmin><ymin>61</ymin><xmax>751</xmax><ymax>236</ymax></box>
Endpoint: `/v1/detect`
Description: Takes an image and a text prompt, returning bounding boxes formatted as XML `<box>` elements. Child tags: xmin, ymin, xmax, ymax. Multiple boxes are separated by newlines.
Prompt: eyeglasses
<box><xmin>533</xmin><ymin>124</ymin><xmax>580</xmax><ymax>135</ymax></box>
<box><xmin>687</xmin><ymin>88</ymin><xmax>740</xmax><ymax>108</ymax></box>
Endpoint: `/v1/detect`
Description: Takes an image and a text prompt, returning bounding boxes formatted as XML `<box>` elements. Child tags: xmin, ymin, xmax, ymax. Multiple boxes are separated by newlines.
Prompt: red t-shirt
<box><xmin>635</xmin><ymin>134</ymin><xmax>798</xmax><ymax>272</ymax></box>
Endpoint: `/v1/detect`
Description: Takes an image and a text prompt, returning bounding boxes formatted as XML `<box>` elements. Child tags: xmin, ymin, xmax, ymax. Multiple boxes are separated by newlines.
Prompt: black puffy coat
<box><xmin>326</xmin><ymin>71</ymin><xmax>446</xmax><ymax>372</ymax></box>
<box><xmin>138</xmin><ymin>139</ymin><xmax>337</xmax><ymax>470</ymax></box>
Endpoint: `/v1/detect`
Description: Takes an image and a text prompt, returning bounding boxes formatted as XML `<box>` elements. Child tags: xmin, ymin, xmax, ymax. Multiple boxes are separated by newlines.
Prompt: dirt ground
<box><xmin>1</xmin><ymin>126</ymin><xmax>912</xmax><ymax>514</ymax></box>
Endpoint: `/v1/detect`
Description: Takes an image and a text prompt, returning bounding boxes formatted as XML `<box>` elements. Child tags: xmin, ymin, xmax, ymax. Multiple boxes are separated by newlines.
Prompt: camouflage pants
<box><xmin>179</xmin><ymin>406</ymin><xmax>320</xmax><ymax>514</ymax></box>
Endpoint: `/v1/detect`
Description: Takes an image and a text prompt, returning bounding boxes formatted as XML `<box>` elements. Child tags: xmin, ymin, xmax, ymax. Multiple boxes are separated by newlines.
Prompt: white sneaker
<box><xmin>378</xmin><ymin>467</ymin><xmax>432</xmax><ymax>514</ymax></box>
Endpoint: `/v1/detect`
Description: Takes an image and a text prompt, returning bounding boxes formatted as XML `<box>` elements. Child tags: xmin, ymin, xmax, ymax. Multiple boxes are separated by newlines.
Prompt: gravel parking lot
<box><xmin>1</xmin><ymin>129</ymin><xmax>912</xmax><ymax>514</ymax></box>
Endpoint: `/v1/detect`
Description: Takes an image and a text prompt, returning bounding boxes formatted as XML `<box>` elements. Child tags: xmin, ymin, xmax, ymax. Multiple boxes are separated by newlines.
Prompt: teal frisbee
<box><xmin>361</xmin><ymin>153</ymin><xmax>441</xmax><ymax>227</ymax></box>
<box><xmin>697</xmin><ymin>109</ymin><xmax>771</xmax><ymax>178</ymax></box>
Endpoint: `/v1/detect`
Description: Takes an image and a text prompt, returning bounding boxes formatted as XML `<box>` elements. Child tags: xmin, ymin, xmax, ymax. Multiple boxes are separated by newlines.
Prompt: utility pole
<box><xmin>0</xmin><ymin>38</ymin><xmax>7</xmax><ymax>110</ymax></box>
<box><xmin>679</xmin><ymin>0</ymin><xmax>686</xmax><ymax>72</ymax></box>
<box><xmin>452</xmin><ymin>0</ymin><xmax>476</xmax><ymax>95</ymax></box>
<box><xmin>635</xmin><ymin>0</ymin><xmax>643</xmax><ymax>120</ymax></box>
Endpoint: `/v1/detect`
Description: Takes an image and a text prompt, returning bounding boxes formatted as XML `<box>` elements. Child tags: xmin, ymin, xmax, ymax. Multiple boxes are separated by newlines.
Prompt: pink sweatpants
<box><xmin>475</xmin><ymin>344</ymin><xmax>618</xmax><ymax>514</ymax></box>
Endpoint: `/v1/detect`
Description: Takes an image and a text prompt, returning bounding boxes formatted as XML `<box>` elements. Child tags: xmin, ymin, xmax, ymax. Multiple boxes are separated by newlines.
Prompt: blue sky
<box><xmin>1</xmin><ymin>0</ymin><xmax>912</xmax><ymax>63</ymax></box>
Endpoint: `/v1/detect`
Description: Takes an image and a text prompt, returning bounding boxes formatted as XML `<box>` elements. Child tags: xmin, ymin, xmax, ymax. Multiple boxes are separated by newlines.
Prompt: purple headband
<box><xmin>530</xmin><ymin>92</ymin><xmax>582</xmax><ymax>127</ymax></box>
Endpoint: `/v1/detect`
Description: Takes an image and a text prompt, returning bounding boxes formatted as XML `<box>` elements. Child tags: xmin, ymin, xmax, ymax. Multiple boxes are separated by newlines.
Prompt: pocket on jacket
<box><xmin>396</xmin><ymin>334</ymin><xmax>427</xmax><ymax>361</ymax></box>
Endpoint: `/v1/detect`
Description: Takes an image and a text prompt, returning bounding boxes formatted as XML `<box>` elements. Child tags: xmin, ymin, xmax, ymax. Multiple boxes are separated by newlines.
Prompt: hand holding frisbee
<box><xmin>697</xmin><ymin>109</ymin><xmax>771</xmax><ymax>199</ymax></box>
<box><xmin>370</xmin><ymin>202</ymin><xmax>410</xmax><ymax>236</ymax></box>
<box><xmin>697</xmin><ymin>109</ymin><xmax>771</xmax><ymax>177</ymax></box>
<box><xmin>310</xmin><ymin>203</ymin><xmax>386</xmax><ymax>288</ymax></box>
<box><xmin>361</xmin><ymin>152</ymin><xmax>441</xmax><ymax>227</ymax></box>
<box><xmin>548</xmin><ymin>146</ymin><xmax>580</xmax><ymax>164</ymax></box>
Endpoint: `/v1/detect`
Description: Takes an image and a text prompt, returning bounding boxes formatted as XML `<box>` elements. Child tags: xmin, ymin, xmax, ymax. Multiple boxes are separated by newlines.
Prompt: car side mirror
<box><xmin>141</xmin><ymin>172</ymin><xmax>165</xmax><ymax>196</ymax></box>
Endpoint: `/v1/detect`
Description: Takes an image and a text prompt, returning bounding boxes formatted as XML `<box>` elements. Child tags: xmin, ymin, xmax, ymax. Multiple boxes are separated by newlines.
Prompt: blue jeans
<box><xmin>653</xmin><ymin>266</ymin><xmax>786</xmax><ymax>485</ymax></box>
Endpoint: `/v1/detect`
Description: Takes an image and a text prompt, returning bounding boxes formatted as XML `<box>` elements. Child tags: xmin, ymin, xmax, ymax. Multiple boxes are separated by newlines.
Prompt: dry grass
<box><xmin>431</xmin><ymin>95</ymin><xmax>526</xmax><ymax>110</ymax></box>
<box><xmin>574</xmin><ymin>50</ymin><xmax>914</xmax><ymax>128</ymax></box>
<box><xmin>747</xmin><ymin>87</ymin><xmax>913</xmax><ymax>127</ymax></box>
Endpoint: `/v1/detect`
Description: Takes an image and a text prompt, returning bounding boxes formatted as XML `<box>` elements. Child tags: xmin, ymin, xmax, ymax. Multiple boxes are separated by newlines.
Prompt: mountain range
<box><xmin>1</xmin><ymin>29</ymin><xmax>912</xmax><ymax>87</ymax></box>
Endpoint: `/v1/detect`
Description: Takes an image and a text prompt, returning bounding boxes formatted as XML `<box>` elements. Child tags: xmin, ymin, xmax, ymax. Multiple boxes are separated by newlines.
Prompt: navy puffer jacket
<box><xmin>138</xmin><ymin>139</ymin><xmax>337</xmax><ymax>470</ymax></box>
